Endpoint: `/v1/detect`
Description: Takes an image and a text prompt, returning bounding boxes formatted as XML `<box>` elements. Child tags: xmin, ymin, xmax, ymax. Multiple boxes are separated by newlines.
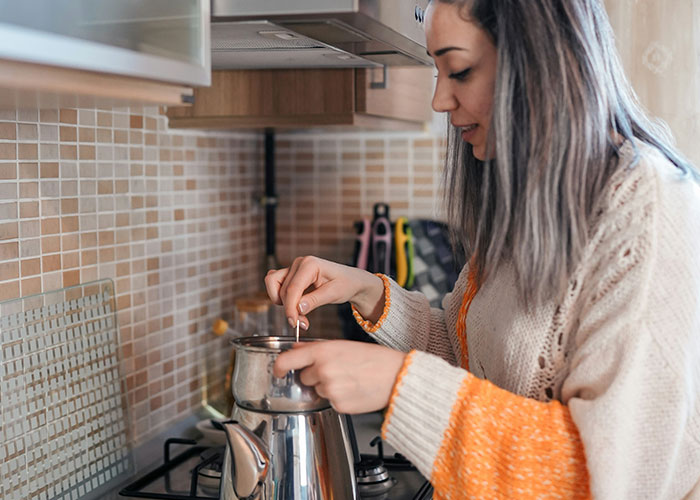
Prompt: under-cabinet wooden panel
<box><xmin>165</xmin><ymin>67</ymin><xmax>433</xmax><ymax>131</ymax></box>
<box><xmin>166</xmin><ymin>69</ymin><xmax>353</xmax><ymax>120</ymax></box>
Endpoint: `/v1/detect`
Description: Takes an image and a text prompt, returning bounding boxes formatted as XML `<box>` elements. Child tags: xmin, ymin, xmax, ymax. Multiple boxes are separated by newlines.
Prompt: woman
<box><xmin>265</xmin><ymin>0</ymin><xmax>700</xmax><ymax>498</ymax></box>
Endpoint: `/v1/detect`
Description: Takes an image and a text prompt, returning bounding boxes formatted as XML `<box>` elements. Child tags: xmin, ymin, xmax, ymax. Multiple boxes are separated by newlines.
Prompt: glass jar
<box><xmin>212</xmin><ymin>294</ymin><xmax>271</xmax><ymax>415</ymax></box>
<box><xmin>233</xmin><ymin>296</ymin><xmax>271</xmax><ymax>337</ymax></box>
<box><xmin>251</xmin><ymin>290</ymin><xmax>290</xmax><ymax>337</ymax></box>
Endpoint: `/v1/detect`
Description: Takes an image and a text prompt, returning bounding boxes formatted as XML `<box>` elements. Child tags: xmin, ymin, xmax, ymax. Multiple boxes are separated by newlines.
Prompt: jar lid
<box><xmin>235</xmin><ymin>295</ymin><xmax>270</xmax><ymax>313</ymax></box>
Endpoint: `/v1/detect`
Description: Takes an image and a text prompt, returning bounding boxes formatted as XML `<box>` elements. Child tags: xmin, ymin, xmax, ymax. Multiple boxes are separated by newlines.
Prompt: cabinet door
<box><xmin>356</xmin><ymin>66</ymin><xmax>434</xmax><ymax>124</ymax></box>
<box><xmin>0</xmin><ymin>0</ymin><xmax>210</xmax><ymax>86</ymax></box>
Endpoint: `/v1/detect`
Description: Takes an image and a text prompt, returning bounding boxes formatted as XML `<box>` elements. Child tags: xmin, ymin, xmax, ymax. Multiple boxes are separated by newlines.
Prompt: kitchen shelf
<box><xmin>164</xmin><ymin>67</ymin><xmax>434</xmax><ymax>131</ymax></box>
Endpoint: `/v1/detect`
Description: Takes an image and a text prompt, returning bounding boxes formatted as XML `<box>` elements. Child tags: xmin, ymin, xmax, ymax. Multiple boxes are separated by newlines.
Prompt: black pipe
<box><xmin>264</xmin><ymin>129</ymin><xmax>278</xmax><ymax>270</ymax></box>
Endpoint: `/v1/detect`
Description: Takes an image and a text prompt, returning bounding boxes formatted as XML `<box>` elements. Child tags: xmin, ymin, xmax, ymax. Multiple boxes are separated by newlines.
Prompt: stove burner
<box><xmin>356</xmin><ymin>456</ymin><xmax>396</xmax><ymax>497</ymax></box>
<box><xmin>355</xmin><ymin>437</ymin><xmax>398</xmax><ymax>498</ymax></box>
<box><xmin>195</xmin><ymin>447</ymin><xmax>224</xmax><ymax>496</ymax></box>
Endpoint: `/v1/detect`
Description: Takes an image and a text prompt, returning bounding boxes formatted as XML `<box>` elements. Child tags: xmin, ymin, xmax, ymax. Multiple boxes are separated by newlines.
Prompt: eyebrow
<box><xmin>426</xmin><ymin>46</ymin><xmax>469</xmax><ymax>57</ymax></box>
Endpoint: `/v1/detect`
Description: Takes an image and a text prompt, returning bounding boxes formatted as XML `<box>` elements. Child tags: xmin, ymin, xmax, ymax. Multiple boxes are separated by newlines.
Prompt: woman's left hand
<box><xmin>273</xmin><ymin>340</ymin><xmax>407</xmax><ymax>414</ymax></box>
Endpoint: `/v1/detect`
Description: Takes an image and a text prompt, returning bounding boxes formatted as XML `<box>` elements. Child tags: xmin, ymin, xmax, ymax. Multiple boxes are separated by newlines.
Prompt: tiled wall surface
<box><xmin>0</xmin><ymin>106</ymin><xmax>266</xmax><ymax>443</ymax></box>
<box><xmin>0</xmin><ymin>104</ymin><xmax>448</xmax><ymax>444</ymax></box>
<box><xmin>274</xmin><ymin>132</ymin><xmax>447</xmax><ymax>334</ymax></box>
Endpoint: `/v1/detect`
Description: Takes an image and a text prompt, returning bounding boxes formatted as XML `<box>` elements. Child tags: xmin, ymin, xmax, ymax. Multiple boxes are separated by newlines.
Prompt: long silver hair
<box><xmin>438</xmin><ymin>0</ymin><xmax>697</xmax><ymax>305</ymax></box>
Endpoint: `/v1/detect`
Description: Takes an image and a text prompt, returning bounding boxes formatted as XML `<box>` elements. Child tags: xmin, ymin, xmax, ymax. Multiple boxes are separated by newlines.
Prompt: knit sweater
<box><xmin>354</xmin><ymin>140</ymin><xmax>700</xmax><ymax>499</ymax></box>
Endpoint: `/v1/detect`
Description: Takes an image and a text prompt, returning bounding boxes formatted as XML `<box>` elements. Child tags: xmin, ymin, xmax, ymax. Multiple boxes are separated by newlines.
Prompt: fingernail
<box><xmin>300</xmin><ymin>321</ymin><xmax>308</xmax><ymax>330</ymax></box>
<box><xmin>298</xmin><ymin>301</ymin><xmax>308</xmax><ymax>314</ymax></box>
<box><xmin>288</xmin><ymin>317</ymin><xmax>296</xmax><ymax>328</ymax></box>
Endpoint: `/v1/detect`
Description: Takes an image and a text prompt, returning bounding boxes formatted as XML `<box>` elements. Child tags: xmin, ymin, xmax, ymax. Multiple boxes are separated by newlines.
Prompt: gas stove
<box><xmin>116</xmin><ymin>412</ymin><xmax>431</xmax><ymax>500</ymax></box>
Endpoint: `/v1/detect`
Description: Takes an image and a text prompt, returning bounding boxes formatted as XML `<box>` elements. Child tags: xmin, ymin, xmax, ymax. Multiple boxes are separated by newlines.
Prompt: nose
<box><xmin>431</xmin><ymin>78</ymin><xmax>457</xmax><ymax>113</ymax></box>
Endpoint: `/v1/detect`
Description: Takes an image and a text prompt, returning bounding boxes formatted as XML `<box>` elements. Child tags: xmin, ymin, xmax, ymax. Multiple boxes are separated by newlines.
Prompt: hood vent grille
<box><xmin>211</xmin><ymin>21</ymin><xmax>380</xmax><ymax>69</ymax></box>
<box><xmin>212</xmin><ymin>22</ymin><xmax>325</xmax><ymax>51</ymax></box>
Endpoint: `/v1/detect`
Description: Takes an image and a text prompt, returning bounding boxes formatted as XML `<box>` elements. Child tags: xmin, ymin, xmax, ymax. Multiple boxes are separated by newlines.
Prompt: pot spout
<box><xmin>219</xmin><ymin>420</ymin><xmax>270</xmax><ymax>500</ymax></box>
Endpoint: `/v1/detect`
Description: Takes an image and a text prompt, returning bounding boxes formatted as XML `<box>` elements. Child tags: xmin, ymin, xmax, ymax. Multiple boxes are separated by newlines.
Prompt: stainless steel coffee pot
<box><xmin>219</xmin><ymin>336</ymin><xmax>357</xmax><ymax>500</ymax></box>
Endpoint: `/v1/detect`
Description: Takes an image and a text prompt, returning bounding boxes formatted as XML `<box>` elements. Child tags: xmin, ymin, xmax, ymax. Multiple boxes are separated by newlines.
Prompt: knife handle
<box><xmin>371</xmin><ymin>217</ymin><xmax>392</xmax><ymax>275</ymax></box>
<box><xmin>395</xmin><ymin>217</ymin><xmax>409</xmax><ymax>287</ymax></box>
<box><xmin>353</xmin><ymin>218</ymin><xmax>371</xmax><ymax>270</ymax></box>
<box><xmin>405</xmin><ymin>224</ymin><xmax>415</xmax><ymax>289</ymax></box>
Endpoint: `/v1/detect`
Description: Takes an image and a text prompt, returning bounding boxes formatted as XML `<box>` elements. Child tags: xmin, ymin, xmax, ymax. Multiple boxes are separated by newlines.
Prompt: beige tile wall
<box><xmin>274</xmin><ymin>132</ymin><xmax>447</xmax><ymax>334</ymax></box>
<box><xmin>0</xmin><ymin>104</ymin><xmax>448</xmax><ymax>444</ymax></box>
<box><xmin>0</xmin><ymin>106</ymin><xmax>266</xmax><ymax>443</ymax></box>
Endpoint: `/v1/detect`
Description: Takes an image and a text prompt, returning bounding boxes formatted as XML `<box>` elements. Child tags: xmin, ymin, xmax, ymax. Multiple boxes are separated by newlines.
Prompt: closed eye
<box><xmin>449</xmin><ymin>67</ymin><xmax>472</xmax><ymax>81</ymax></box>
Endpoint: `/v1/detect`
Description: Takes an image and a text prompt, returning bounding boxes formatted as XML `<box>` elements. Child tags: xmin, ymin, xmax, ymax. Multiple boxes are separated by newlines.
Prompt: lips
<box><xmin>457</xmin><ymin>123</ymin><xmax>479</xmax><ymax>142</ymax></box>
<box><xmin>451</xmin><ymin>122</ymin><xmax>478</xmax><ymax>129</ymax></box>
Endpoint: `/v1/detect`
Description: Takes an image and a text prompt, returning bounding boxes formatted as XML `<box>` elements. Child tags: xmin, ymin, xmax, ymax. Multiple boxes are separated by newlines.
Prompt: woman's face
<box><xmin>425</xmin><ymin>2</ymin><xmax>498</xmax><ymax>160</ymax></box>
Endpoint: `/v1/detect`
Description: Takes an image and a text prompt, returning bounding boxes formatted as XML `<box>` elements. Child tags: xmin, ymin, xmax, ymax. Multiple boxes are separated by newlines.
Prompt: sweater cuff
<box><xmin>380</xmin><ymin>350</ymin><xmax>468</xmax><ymax>479</ymax></box>
<box><xmin>352</xmin><ymin>274</ymin><xmax>391</xmax><ymax>333</ymax></box>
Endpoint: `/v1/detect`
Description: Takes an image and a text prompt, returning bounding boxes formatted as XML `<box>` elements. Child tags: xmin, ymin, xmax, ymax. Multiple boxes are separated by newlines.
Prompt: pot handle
<box><xmin>221</xmin><ymin>420</ymin><xmax>270</xmax><ymax>500</ymax></box>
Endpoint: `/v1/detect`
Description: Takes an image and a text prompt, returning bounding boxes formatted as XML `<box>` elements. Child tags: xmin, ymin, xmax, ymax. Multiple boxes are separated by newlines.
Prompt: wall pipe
<box><xmin>263</xmin><ymin>129</ymin><xmax>278</xmax><ymax>270</ymax></box>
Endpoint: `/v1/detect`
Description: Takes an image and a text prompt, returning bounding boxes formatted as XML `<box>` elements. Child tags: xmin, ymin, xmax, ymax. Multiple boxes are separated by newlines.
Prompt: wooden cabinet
<box><xmin>165</xmin><ymin>67</ymin><xmax>434</xmax><ymax>131</ymax></box>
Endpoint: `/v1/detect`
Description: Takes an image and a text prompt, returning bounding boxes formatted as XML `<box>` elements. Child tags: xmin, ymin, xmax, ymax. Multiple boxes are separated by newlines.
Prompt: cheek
<box><xmin>457</xmin><ymin>81</ymin><xmax>494</xmax><ymax>123</ymax></box>
<box><xmin>474</xmin><ymin>83</ymin><xmax>494</xmax><ymax>122</ymax></box>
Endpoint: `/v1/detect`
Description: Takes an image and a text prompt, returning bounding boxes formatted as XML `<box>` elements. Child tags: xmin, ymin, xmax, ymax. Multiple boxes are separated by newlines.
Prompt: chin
<box><xmin>471</xmin><ymin>146</ymin><xmax>486</xmax><ymax>161</ymax></box>
<box><xmin>471</xmin><ymin>142</ymin><xmax>496</xmax><ymax>162</ymax></box>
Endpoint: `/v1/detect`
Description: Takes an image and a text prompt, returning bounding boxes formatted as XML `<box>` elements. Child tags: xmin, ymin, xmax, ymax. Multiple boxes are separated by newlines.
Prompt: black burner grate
<box><xmin>120</xmin><ymin>438</ymin><xmax>221</xmax><ymax>500</ymax></box>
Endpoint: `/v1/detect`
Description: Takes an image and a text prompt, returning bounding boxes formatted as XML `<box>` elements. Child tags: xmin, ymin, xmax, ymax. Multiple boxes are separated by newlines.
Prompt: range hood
<box><xmin>210</xmin><ymin>0</ymin><xmax>431</xmax><ymax>69</ymax></box>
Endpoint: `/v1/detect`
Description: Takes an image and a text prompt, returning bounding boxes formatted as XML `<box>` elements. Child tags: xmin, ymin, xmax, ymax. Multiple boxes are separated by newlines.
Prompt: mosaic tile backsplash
<box><xmin>0</xmin><ymin>106</ymin><xmax>267</xmax><ymax>443</ymax></box>
<box><xmin>0</xmin><ymin>106</ymin><xmax>447</xmax><ymax>444</ymax></box>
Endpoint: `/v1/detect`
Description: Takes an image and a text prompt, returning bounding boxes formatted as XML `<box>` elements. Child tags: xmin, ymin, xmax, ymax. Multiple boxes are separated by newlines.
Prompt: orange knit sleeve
<box><xmin>352</xmin><ymin>274</ymin><xmax>391</xmax><ymax>333</ymax></box>
<box><xmin>432</xmin><ymin>373</ymin><xmax>591</xmax><ymax>499</ymax></box>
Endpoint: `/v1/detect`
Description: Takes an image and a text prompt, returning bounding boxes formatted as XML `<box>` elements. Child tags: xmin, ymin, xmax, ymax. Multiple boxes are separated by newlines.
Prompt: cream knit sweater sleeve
<box><xmin>356</xmin><ymin>142</ymin><xmax>700</xmax><ymax>499</ymax></box>
<box><xmin>357</xmin><ymin>266</ymin><xmax>470</xmax><ymax>366</ymax></box>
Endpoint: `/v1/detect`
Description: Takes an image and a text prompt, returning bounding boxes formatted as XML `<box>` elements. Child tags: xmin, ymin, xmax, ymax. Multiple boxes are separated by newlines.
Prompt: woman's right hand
<box><xmin>264</xmin><ymin>256</ymin><xmax>385</xmax><ymax>330</ymax></box>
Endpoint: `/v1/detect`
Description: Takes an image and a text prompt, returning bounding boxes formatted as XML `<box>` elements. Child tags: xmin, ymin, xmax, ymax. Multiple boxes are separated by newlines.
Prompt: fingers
<box><xmin>273</xmin><ymin>343</ymin><xmax>316</xmax><ymax>378</ymax></box>
<box><xmin>278</xmin><ymin>257</ymin><xmax>308</xmax><ymax>323</ymax></box>
<box><xmin>276</xmin><ymin>341</ymin><xmax>406</xmax><ymax>415</ymax></box>
<box><xmin>274</xmin><ymin>343</ymin><xmax>330</xmax><ymax>385</ymax></box>
<box><xmin>297</xmin><ymin>287</ymin><xmax>341</xmax><ymax>318</ymax></box>
<box><xmin>299</xmin><ymin>364</ymin><xmax>320</xmax><ymax>386</ymax></box>
<box><xmin>278</xmin><ymin>256</ymin><xmax>304</xmax><ymax>304</ymax></box>
<box><xmin>284</xmin><ymin>258</ymin><xmax>351</xmax><ymax>321</ymax></box>
<box><xmin>264</xmin><ymin>267</ymin><xmax>289</xmax><ymax>305</ymax></box>
<box><xmin>265</xmin><ymin>266</ymin><xmax>311</xmax><ymax>329</ymax></box>
<box><xmin>286</xmin><ymin>315</ymin><xmax>309</xmax><ymax>331</ymax></box>
<box><xmin>270</xmin><ymin>256</ymin><xmax>359</xmax><ymax>328</ymax></box>
<box><xmin>297</xmin><ymin>315</ymin><xmax>309</xmax><ymax>330</ymax></box>
<box><xmin>280</xmin><ymin>257</ymin><xmax>326</xmax><ymax>324</ymax></box>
